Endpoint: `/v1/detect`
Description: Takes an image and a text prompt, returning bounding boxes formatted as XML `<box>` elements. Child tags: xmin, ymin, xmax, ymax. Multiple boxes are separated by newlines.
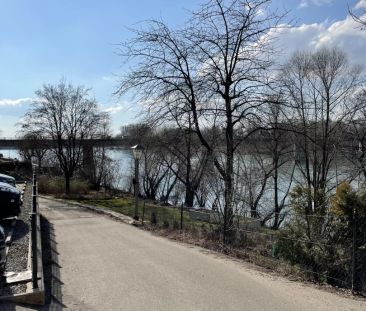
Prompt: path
<box><xmin>2</xmin><ymin>197</ymin><xmax>365</xmax><ymax>310</ymax></box>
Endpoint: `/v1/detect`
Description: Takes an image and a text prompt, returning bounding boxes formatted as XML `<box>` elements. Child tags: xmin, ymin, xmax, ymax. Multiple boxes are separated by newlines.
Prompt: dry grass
<box><xmin>38</xmin><ymin>175</ymin><xmax>89</xmax><ymax>197</ymax></box>
<box><xmin>145</xmin><ymin>223</ymin><xmax>337</xmax><ymax>287</ymax></box>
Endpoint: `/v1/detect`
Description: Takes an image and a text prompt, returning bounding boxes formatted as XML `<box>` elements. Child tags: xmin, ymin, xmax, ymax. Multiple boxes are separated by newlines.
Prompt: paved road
<box><xmin>2</xmin><ymin>198</ymin><xmax>366</xmax><ymax>310</ymax></box>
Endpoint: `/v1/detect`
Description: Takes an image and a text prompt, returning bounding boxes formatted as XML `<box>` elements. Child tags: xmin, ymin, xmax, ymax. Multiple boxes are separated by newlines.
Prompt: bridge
<box><xmin>0</xmin><ymin>137</ymin><xmax>130</xmax><ymax>150</ymax></box>
<box><xmin>0</xmin><ymin>137</ymin><xmax>132</xmax><ymax>181</ymax></box>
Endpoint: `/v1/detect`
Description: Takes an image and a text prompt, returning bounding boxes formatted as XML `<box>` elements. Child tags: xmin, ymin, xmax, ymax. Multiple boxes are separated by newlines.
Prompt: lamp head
<box><xmin>131</xmin><ymin>144</ymin><xmax>144</xmax><ymax>160</ymax></box>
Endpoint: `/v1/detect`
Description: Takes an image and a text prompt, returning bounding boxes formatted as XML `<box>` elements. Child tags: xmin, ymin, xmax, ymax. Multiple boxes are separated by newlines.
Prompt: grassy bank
<box><xmin>77</xmin><ymin>196</ymin><xmax>213</xmax><ymax>230</ymax></box>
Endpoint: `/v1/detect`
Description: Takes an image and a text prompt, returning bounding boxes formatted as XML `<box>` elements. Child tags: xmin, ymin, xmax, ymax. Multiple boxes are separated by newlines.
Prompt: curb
<box><xmin>0</xmin><ymin>289</ymin><xmax>45</xmax><ymax>305</ymax></box>
<box><xmin>0</xmin><ymin>186</ymin><xmax>45</xmax><ymax>305</ymax></box>
<box><xmin>39</xmin><ymin>196</ymin><xmax>135</xmax><ymax>225</ymax></box>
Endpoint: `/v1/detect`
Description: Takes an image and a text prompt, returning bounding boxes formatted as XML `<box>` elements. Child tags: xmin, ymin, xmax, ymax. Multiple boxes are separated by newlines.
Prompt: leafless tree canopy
<box><xmin>22</xmin><ymin>80</ymin><xmax>106</xmax><ymax>193</ymax></box>
<box><xmin>117</xmin><ymin>0</ymin><xmax>284</xmax><ymax>242</ymax></box>
<box><xmin>280</xmin><ymin>47</ymin><xmax>362</xmax><ymax>217</ymax></box>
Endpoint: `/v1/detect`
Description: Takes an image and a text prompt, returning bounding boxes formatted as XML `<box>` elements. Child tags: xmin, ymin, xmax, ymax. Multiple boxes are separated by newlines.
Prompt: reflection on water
<box><xmin>107</xmin><ymin>148</ymin><xmax>133</xmax><ymax>190</ymax></box>
<box><xmin>1</xmin><ymin>147</ymin><xmax>362</xmax><ymax>202</ymax></box>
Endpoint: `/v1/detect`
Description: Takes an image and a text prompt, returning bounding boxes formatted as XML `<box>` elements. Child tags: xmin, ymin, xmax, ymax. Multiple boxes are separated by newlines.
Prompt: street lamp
<box><xmin>30</xmin><ymin>155</ymin><xmax>38</xmax><ymax>177</ymax></box>
<box><xmin>30</xmin><ymin>155</ymin><xmax>38</xmax><ymax>210</ymax></box>
<box><xmin>131</xmin><ymin>144</ymin><xmax>144</xmax><ymax>220</ymax></box>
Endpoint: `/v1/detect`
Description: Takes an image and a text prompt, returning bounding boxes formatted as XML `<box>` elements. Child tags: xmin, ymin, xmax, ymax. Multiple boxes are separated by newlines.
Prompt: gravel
<box><xmin>0</xmin><ymin>183</ymin><xmax>31</xmax><ymax>296</ymax></box>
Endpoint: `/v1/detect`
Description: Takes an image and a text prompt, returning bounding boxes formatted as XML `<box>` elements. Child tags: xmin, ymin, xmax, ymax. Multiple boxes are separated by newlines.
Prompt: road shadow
<box><xmin>11</xmin><ymin>220</ymin><xmax>29</xmax><ymax>242</ymax></box>
<box><xmin>39</xmin><ymin>215</ymin><xmax>66</xmax><ymax>310</ymax></box>
<box><xmin>0</xmin><ymin>217</ymin><xmax>29</xmax><ymax>242</ymax></box>
<box><xmin>0</xmin><ymin>215</ymin><xmax>66</xmax><ymax>310</ymax></box>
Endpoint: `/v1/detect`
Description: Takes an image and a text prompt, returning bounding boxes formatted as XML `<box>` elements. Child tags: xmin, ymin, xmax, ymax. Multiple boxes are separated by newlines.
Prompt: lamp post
<box><xmin>30</xmin><ymin>155</ymin><xmax>38</xmax><ymax>185</ymax></box>
<box><xmin>131</xmin><ymin>144</ymin><xmax>144</xmax><ymax>220</ymax></box>
<box><xmin>30</xmin><ymin>155</ymin><xmax>37</xmax><ymax>172</ymax></box>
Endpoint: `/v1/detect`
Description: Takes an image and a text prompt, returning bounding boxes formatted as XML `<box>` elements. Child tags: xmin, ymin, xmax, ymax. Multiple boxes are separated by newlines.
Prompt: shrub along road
<box><xmin>3</xmin><ymin>197</ymin><xmax>366</xmax><ymax>311</ymax></box>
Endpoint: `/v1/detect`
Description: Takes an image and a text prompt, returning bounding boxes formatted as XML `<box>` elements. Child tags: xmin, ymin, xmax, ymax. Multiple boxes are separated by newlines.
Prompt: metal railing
<box><xmin>31</xmin><ymin>173</ymin><xmax>38</xmax><ymax>289</ymax></box>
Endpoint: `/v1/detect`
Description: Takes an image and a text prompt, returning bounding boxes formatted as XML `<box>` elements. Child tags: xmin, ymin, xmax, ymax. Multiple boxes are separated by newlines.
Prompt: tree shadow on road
<box><xmin>39</xmin><ymin>215</ymin><xmax>66</xmax><ymax>310</ymax></box>
<box><xmin>1</xmin><ymin>215</ymin><xmax>66</xmax><ymax>310</ymax></box>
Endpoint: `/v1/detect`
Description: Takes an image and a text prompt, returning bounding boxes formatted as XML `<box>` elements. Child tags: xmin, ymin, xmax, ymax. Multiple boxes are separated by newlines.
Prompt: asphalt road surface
<box><xmin>2</xmin><ymin>197</ymin><xmax>365</xmax><ymax>311</ymax></box>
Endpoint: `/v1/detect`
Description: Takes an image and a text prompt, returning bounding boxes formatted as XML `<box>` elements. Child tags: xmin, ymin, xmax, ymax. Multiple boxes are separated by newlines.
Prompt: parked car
<box><xmin>0</xmin><ymin>225</ymin><xmax>5</xmax><ymax>270</ymax></box>
<box><xmin>0</xmin><ymin>173</ymin><xmax>16</xmax><ymax>187</ymax></box>
<box><xmin>0</xmin><ymin>182</ymin><xmax>22</xmax><ymax>219</ymax></box>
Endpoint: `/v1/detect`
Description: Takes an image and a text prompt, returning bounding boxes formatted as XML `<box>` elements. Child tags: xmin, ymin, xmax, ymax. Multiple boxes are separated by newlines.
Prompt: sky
<box><xmin>0</xmin><ymin>0</ymin><xmax>365</xmax><ymax>137</ymax></box>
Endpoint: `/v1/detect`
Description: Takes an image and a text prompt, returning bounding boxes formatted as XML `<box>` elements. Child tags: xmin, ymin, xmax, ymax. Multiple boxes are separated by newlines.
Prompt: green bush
<box><xmin>173</xmin><ymin>220</ymin><xmax>180</xmax><ymax>230</ymax></box>
<box><xmin>162</xmin><ymin>219</ymin><xmax>170</xmax><ymax>228</ymax></box>
<box><xmin>276</xmin><ymin>182</ymin><xmax>366</xmax><ymax>291</ymax></box>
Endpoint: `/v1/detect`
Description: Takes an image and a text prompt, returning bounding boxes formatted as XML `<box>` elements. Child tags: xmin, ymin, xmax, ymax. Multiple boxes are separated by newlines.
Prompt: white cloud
<box><xmin>355</xmin><ymin>0</ymin><xmax>366</xmax><ymax>9</ymax></box>
<box><xmin>272</xmin><ymin>14</ymin><xmax>366</xmax><ymax>66</ymax></box>
<box><xmin>102</xmin><ymin>75</ymin><xmax>114</xmax><ymax>82</ymax></box>
<box><xmin>103</xmin><ymin>103</ymin><xmax>125</xmax><ymax>114</ymax></box>
<box><xmin>0</xmin><ymin>97</ymin><xmax>33</xmax><ymax>106</ymax></box>
<box><xmin>299</xmin><ymin>0</ymin><xmax>333</xmax><ymax>9</ymax></box>
<box><xmin>298</xmin><ymin>1</ymin><xmax>308</xmax><ymax>8</ymax></box>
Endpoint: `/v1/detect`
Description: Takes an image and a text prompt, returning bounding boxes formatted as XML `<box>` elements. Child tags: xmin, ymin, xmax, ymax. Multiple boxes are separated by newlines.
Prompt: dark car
<box><xmin>0</xmin><ymin>225</ymin><xmax>5</xmax><ymax>270</ymax></box>
<box><xmin>0</xmin><ymin>182</ymin><xmax>21</xmax><ymax>219</ymax></box>
<box><xmin>0</xmin><ymin>173</ymin><xmax>16</xmax><ymax>187</ymax></box>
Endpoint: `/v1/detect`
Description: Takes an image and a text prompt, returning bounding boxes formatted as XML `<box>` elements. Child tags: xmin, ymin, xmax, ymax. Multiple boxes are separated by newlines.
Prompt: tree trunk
<box><xmin>65</xmin><ymin>175</ymin><xmax>71</xmax><ymax>194</ymax></box>
<box><xmin>184</xmin><ymin>185</ymin><xmax>195</xmax><ymax>207</ymax></box>
<box><xmin>184</xmin><ymin>118</ymin><xmax>193</xmax><ymax>208</ymax></box>
<box><xmin>273</xmin><ymin>165</ymin><xmax>279</xmax><ymax>229</ymax></box>
<box><xmin>223</xmin><ymin>96</ymin><xmax>234</xmax><ymax>245</ymax></box>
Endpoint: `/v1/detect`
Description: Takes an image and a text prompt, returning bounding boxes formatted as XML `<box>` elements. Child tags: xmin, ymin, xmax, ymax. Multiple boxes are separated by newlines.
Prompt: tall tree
<box><xmin>117</xmin><ymin>0</ymin><xmax>282</xmax><ymax>243</ymax></box>
<box><xmin>345</xmin><ymin>89</ymin><xmax>366</xmax><ymax>183</ymax></box>
<box><xmin>22</xmin><ymin>80</ymin><xmax>105</xmax><ymax>193</ymax></box>
<box><xmin>252</xmin><ymin>96</ymin><xmax>295</xmax><ymax>228</ymax></box>
<box><xmin>18</xmin><ymin>131</ymin><xmax>48</xmax><ymax>169</ymax></box>
<box><xmin>90</xmin><ymin>114</ymin><xmax>114</xmax><ymax>191</ymax></box>
<box><xmin>280</xmin><ymin>48</ymin><xmax>362</xmax><ymax>219</ymax></box>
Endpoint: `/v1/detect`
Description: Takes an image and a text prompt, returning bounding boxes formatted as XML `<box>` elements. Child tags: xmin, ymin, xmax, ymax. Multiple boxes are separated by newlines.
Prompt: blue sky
<box><xmin>0</xmin><ymin>0</ymin><xmax>365</xmax><ymax>136</ymax></box>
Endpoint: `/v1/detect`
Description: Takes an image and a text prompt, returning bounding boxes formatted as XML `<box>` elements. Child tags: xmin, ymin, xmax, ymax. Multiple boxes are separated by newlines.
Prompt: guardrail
<box><xmin>31</xmin><ymin>173</ymin><xmax>38</xmax><ymax>289</ymax></box>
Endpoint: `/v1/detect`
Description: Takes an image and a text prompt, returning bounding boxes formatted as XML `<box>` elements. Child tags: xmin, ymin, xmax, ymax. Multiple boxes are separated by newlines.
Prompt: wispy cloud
<box><xmin>103</xmin><ymin>103</ymin><xmax>125</xmax><ymax>114</ymax></box>
<box><xmin>299</xmin><ymin>0</ymin><xmax>333</xmax><ymax>9</ymax></box>
<box><xmin>102</xmin><ymin>75</ymin><xmax>115</xmax><ymax>82</ymax></box>
<box><xmin>0</xmin><ymin>97</ymin><xmax>33</xmax><ymax>107</ymax></box>
<box><xmin>355</xmin><ymin>0</ymin><xmax>366</xmax><ymax>10</ymax></box>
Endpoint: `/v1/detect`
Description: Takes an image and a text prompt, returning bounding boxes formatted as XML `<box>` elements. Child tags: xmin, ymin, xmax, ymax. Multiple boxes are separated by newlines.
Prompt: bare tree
<box><xmin>117</xmin><ymin>0</ymin><xmax>283</xmax><ymax>243</ymax></box>
<box><xmin>120</xmin><ymin>123</ymin><xmax>152</xmax><ymax>145</ymax></box>
<box><xmin>18</xmin><ymin>131</ymin><xmax>48</xmax><ymax>169</ymax></box>
<box><xmin>345</xmin><ymin>89</ymin><xmax>366</xmax><ymax>183</ymax></box>
<box><xmin>22</xmin><ymin>80</ymin><xmax>105</xmax><ymax>193</ymax></box>
<box><xmin>259</xmin><ymin>97</ymin><xmax>296</xmax><ymax>228</ymax></box>
<box><xmin>234</xmin><ymin>152</ymin><xmax>272</xmax><ymax>219</ymax></box>
<box><xmin>90</xmin><ymin>115</ymin><xmax>114</xmax><ymax>191</ymax></box>
<box><xmin>157</xmin><ymin>125</ymin><xmax>208</xmax><ymax>207</ymax></box>
<box><xmin>141</xmin><ymin>148</ymin><xmax>171</xmax><ymax>200</ymax></box>
<box><xmin>280</xmin><ymin>47</ymin><xmax>362</xmax><ymax>219</ymax></box>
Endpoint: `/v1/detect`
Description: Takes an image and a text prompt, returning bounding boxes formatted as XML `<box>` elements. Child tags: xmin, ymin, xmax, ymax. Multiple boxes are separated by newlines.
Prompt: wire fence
<box><xmin>135</xmin><ymin>203</ymin><xmax>366</xmax><ymax>295</ymax></box>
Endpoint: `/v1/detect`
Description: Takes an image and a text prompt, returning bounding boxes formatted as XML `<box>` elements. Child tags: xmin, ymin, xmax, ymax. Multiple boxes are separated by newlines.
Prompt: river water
<box><xmin>1</xmin><ymin>147</ymin><xmax>362</xmax><ymax>209</ymax></box>
<box><xmin>0</xmin><ymin>147</ymin><xmax>135</xmax><ymax>189</ymax></box>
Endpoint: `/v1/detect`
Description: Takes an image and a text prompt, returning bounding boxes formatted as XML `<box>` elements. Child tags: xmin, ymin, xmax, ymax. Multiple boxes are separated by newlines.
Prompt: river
<box><xmin>0</xmin><ymin>147</ymin><xmax>362</xmax><ymax>209</ymax></box>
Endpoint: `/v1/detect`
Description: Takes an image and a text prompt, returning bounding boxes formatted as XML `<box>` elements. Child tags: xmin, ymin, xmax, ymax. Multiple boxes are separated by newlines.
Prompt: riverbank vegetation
<box><xmin>16</xmin><ymin>0</ymin><xmax>366</xmax><ymax>294</ymax></box>
<box><xmin>114</xmin><ymin>0</ymin><xmax>366</xmax><ymax>293</ymax></box>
